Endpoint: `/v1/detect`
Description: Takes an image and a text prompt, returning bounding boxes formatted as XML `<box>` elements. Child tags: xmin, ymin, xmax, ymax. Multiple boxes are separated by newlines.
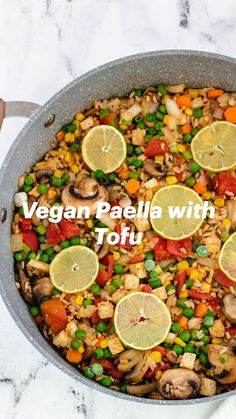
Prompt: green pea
<box><xmin>158</xmin><ymin>104</ymin><xmax>166</xmax><ymax>114</ymax></box>
<box><xmin>185</xmin><ymin>278</ymin><xmax>193</xmax><ymax>288</ymax></box>
<box><xmin>133</xmin><ymin>159</ymin><xmax>142</xmax><ymax>169</ymax></box>
<box><xmin>100</xmin><ymin>377</ymin><xmax>112</xmax><ymax>387</ymax></box>
<box><xmin>71</xmin><ymin>237</ymin><xmax>80</xmax><ymax>246</ymax></box>
<box><xmin>200</xmin><ymin>335</ymin><xmax>210</xmax><ymax>344</ymax></box>
<box><xmin>155</xmin><ymin>111</ymin><xmax>164</xmax><ymax>121</ymax></box>
<box><xmin>134</xmin><ymin>88</ymin><xmax>142</xmax><ymax>97</ymax></box>
<box><xmin>183</xmin><ymin>134</ymin><xmax>192</xmax><ymax>143</ymax></box>
<box><xmin>50</xmin><ymin>176</ymin><xmax>62</xmax><ymax>187</ymax></box>
<box><xmin>196</xmin><ymin>245</ymin><xmax>209</xmax><ymax>257</ymax></box>
<box><xmin>15</xmin><ymin>253</ymin><xmax>22</xmax><ymax>262</ymax></box>
<box><xmin>61</xmin><ymin>173</ymin><xmax>70</xmax><ymax>185</ymax></box>
<box><xmin>193</xmin><ymin>108</ymin><xmax>203</xmax><ymax>119</ymax></box>
<box><xmin>112</xmin><ymin>277</ymin><xmax>123</xmax><ymax>287</ymax></box>
<box><xmin>127</xmin><ymin>144</ymin><xmax>134</xmax><ymax>156</ymax></box>
<box><xmin>157</xmin><ymin>84</ymin><xmax>167</xmax><ymax>96</ymax></box>
<box><xmin>155</xmin><ymin>121</ymin><xmax>164</xmax><ymax>130</ymax></box>
<box><xmin>185</xmin><ymin>176</ymin><xmax>196</xmax><ymax>187</ymax></box>
<box><xmin>220</xmin><ymin>353</ymin><xmax>228</xmax><ymax>364</ymax></box>
<box><xmin>96</xmin><ymin>322</ymin><xmax>106</xmax><ymax>332</ymax></box>
<box><xmin>177</xmin><ymin>298</ymin><xmax>187</xmax><ymax>308</ymax></box>
<box><xmin>95</xmin><ymin>169</ymin><xmax>105</xmax><ymax>179</ymax></box>
<box><xmin>145</xmin><ymin>251</ymin><xmax>154</xmax><ymax>260</ymax></box>
<box><xmin>148</xmin><ymin>127</ymin><xmax>157</xmax><ymax>135</ymax></box>
<box><xmin>61</xmin><ymin>240</ymin><xmax>71</xmax><ymax>249</ymax></box>
<box><xmin>134</xmin><ymin>146</ymin><xmax>143</xmax><ymax>155</ymax></box>
<box><xmin>183</xmin><ymin>307</ymin><xmax>194</xmax><ymax>318</ymax></box>
<box><xmin>71</xmin><ymin>340</ymin><xmax>80</xmax><ymax>350</ymax></box>
<box><xmin>203</xmin><ymin>316</ymin><xmax>214</xmax><ymax>327</ymax></box>
<box><xmin>114</xmin><ymin>264</ymin><xmax>124</xmax><ymax>274</ymax></box>
<box><xmin>22</xmin><ymin>184</ymin><xmax>32</xmax><ymax>193</ymax></box>
<box><xmin>145</xmin><ymin>133</ymin><xmax>154</xmax><ymax>142</ymax></box>
<box><xmin>129</xmin><ymin>170</ymin><xmax>140</xmax><ymax>180</ymax></box>
<box><xmin>184</xmin><ymin>344</ymin><xmax>195</xmax><ymax>353</ymax></box>
<box><xmin>145</xmin><ymin>113</ymin><xmax>156</xmax><ymax>122</ymax></box>
<box><xmin>108</xmin><ymin>173</ymin><xmax>116</xmax><ymax>183</ymax></box>
<box><xmin>149</xmin><ymin>271</ymin><xmax>158</xmax><ymax>279</ymax></box>
<box><xmin>201</xmin><ymin>326</ymin><xmax>209</xmax><ymax>335</ymax></box>
<box><xmin>99</xmin><ymin>109</ymin><xmax>111</xmax><ymax>119</ymax></box>
<box><xmin>75</xmin><ymin>329</ymin><xmax>87</xmax><ymax>340</ymax></box>
<box><xmin>173</xmin><ymin>344</ymin><xmax>184</xmax><ymax>355</ymax></box>
<box><xmin>91</xmin><ymin>363</ymin><xmax>104</xmax><ymax>376</ymax></box>
<box><xmin>25</xmin><ymin>175</ymin><xmax>34</xmax><ymax>185</ymax></box>
<box><xmin>29</xmin><ymin>306</ymin><xmax>40</xmax><ymax>317</ymax></box>
<box><xmin>167</xmin><ymin>284</ymin><xmax>176</xmax><ymax>292</ymax></box>
<box><xmin>199</xmin><ymin>353</ymin><xmax>208</xmax><ymax>364</ymax></box>
<box><xmin>190</xmin><ymin>163</ymin><xmax>201</xmax><ymax>174</ymax></box>
<box><xmin>51</xmin><ymin>287</ymin><xmax>60</xmax><ymax>296</ymax></box>
<box><xmin>62</xmin><ymin>123</ymin><xmax>77</xmax><ymax>133</ymax></box>
<box><xmin>40</xmin><ymin>254</ymin><xmax>49</xmax><ymax>263</ymax></box>
<box><xmin>192</xmin><ymin>239</ymin><xmax>201</xmax><ymax>252</ymax></box>
<box><xmin>171</xmin><ymin>323</ymin><xmax>181</xmax><ymax>334</ymax></box>
<box><xmin>69</xmin><ymin>142</ymin><xmax>80</xmax><ymax>153</ymax></box>
<box><xmin>183</xmin><ymin>151</ymin><xmax>193</xmax><ymax>160</ymax></box>
<box><xmin>91</xmin><ymin>284</ymin><xmax>101</xmax><ymax>294</ymax></box>
<box><xmin>179</xmin><ymin>331</ymin><xmax>191</xmax><ymax>342</ymax></box>
<box><xmin>38</xmin><ymin>235</ymin><xmax>46</xmax><ymax>244</ymax></box>
<box><xmin>107</xmin><ymin>326</ymin><xmax>115</xmax><ymax>335</ymax></box>
<box><xmin>103</xmin><ymin>348</ymin><xmax>112</xmax><ymax>358</ymax></box>
<box><xmin>120</xmin><ymin>383</ymin><xmax>127</xmax><ymax>393</ymax></box>
<box><xmin>36</xmin><ymin>225</ymin><xmax>46</xmax><ymax>235</ymax></box>
<box><xmin>149</xmin><ymin>278</ymin><xmax>161</xmax><ymax>289</ymax></box>
<box><xmin>84</xmin><ymin>367</ymin><xmax>94</xmax><ymax>379</ymax></box>
<box><xmin>37</xmin><ymin>184</ymin><xmax>48</xmax><ymax>195</ymax></box>
<box><xmin>28</xmin><ymin>252</ymin><xmax>36</xmax><ymax>260</ymax></box>
<box><xmin>191</xmin><ymin>329</ymin><xmax>199</xmax><ymax>340</ymax></box>
<box><xmin>137</xmin><ymin>122</ymin><xmax>146</xmax><ymax>129</ymax></box>
<box><xmin>191</xmin><ymin>127</ymin><xmax>199</xmax><ymax>136</ymax></box>
<box><xmin>45</xmin><ymin>247</ymin><xmax>55</xmax><ymax>256</ymax></box>
<box><xmin>83</xmin><ymin>299</ymin><xmax>93</xmax><ymax>308</ymax></box>
<box><xmin>93</xmin><ymin>348</ymin><xmax>104</xmax><ymax>359</ymax></box>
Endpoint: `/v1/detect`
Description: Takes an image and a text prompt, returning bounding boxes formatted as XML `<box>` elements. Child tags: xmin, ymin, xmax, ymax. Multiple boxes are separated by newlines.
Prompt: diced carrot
<box><xmin>181</xmin><ymin>123</ymin><xmax>192</xmax><ymax>135</ymax></box>
<box><xmin>115</xmin><ymin>165</ymin><xmax>124</xmax><ymax>173</ymax></box>
<box><xmin>224</xmin><ymin>106</ymin><xmax>236</xmax><ymax>123</ymax></box>
<box><xmin>194</xmin><ymin>182</ymin><xmax>207</xmax><ymax>195</ymax></box>
<box><xmin>207</xmin><ymin>89</ymin><xmax>224</xmax><ymax>99</ymax></box>
<box><xmin>177</xmin><ymin>315</ymin><xmax>188</xmax><ymax>328</ymax></box>
<box><xmin>66</xmin><ymin>349</ymin><xmax>82</xmax><ymax>363</ymax></box>
<box><xmin>195</xmin><ymin>302</ymin><xmax>208</xmax><ymax>318</ymax></box>
<box><xmin>176</xmin><ymin>95</ymin><xmax>191</xmax><ymax>108</ymax></box>
<box><xmin>93</xmin><ymin>119</ymin><xmax>100</xmax><ymax>126</ymax></box>
<box><xmin>130</xmin><ymin>254</ymin><xmax>144</xmax><ymax>263</ymax></box>
<box><xmin>56</xmin><ymin>130</ymin><xmax>65</xmax><ymax>142</ymax></box>
<box><xmin>186</xmin><ymin>267</ymin><xmax>194</xmax><ymax>276</ymax></box>
<box><xmin>120</xmin><ymin>170</ymin><xmax>130</xmax><ymax>179</ymax></box>
<box><xmin>125</xmin><ymin>179</ymin><xmax>140</xmax><ymax>194</ymax></box>
<box><xmin>96</xmin><ymin>335</ymin><xmax>105</xmax><ymax>347</ymax></box>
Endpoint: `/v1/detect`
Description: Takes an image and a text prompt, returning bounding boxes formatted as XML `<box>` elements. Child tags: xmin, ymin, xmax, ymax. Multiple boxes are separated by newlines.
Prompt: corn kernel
<box><xmin>155</xmin><ymin>155</ymin><xmax>164</xmax><ymax>163</ymax></box>
<box><xmin>72</xmin><ymin>120</ymin><xmax>80</xmax><ymax>128</ymax></box>
<box><xmin>189</xmin><ymin>89</ymin><xmax>198</xmax><ymax>98</ymax></box>
<box><xmin>120</xmin><ymin>124</ymin><xmax>128</xmax><ymax>130</ymax></box>
<box><xmin>203</xmin><ymin>266</ymin><xmax>210</xmax><ymax>271</ymax></box>
<box><xmin>54</xmin><ymin>170</ymin><xmax>62</xmax><ymax>178</ymax></box>
<box><xmin>165</xmin><ymin>176</ymin><xmax>177</xmax><ymax>185</ymax></box>
<box><xmin>212</xmin><ymin>338</ymin><xmax>224</xmax><ymax>345</ymax></box>
<box><xmin>174</xmin><ymin>337</ymin><xmax>186</xmax><ymax>347</ymax></box>
<box><xmin>177</xmin><ymin>260</ymin><xmax>189</xmax><ymax>271</ymax></box>
<box><xmin>189</xmin><ymin>269</ymin><xmax>199</xmax><ymax>280</ymax></box>
<box><xmin>100</xmin><ymin>340</ymin><xmax>108</xmax><ymax>349</ymax></box>
<box><xmin>164</xmin><ymin>280</ymin><xmax>171</xmax><ymax>288</ymax></box>
<box><xmin>197</xmin><ymin>272</ymin><xmax>205</xmax><ymax>281</ymax></box>
<box><xmin>76</xmin><ymin>112</ymin><xmax>85</xmax><ymax>122</ymax></box>
<box><xmin>78</xmin><ymin>345</ymin><xmax>85</xmax><ymax>353</ymax></box>
<box><xmin>74</xmin><ymin>129</ymin><xmax>80</xmax><ymax>138</ymax></box>
<box><xmin>150</xmin><ymin>351</ymin><xmax>162</xmax><ymax>362</ymax></box>
<box><xmin>155</xmin><ymin>370</ymin><xmax>162</xmax><ymax>380</ymax></box>
<box><xmin>185</xmin><ymin>108</ymin><xmax>193</xmax><ymax>116</ymax></box>
<box><xmin>137</xmin><ymin>243</ymin><xmax>143</xmax><ymax>251</ymax></box>
<box><xmin>214</xmin><ymin>198</ymin><xmax>225</xmax><ymax>208</ymax></box>
<box><xmin>222</xmin><ymin>218</ymin><xmax>231</xmax><ymax>228</ymax></box>
<box><xmin>47</xmin><ymin>188</ymin><xmax>57</xmax><ymax>200</ymax></box>
<box><xmin>114</xmin><ymin>252</ymin><xmax>120</xmax><ymax>261</ymax></box>
<box><xmin>65</xmin><ymin>132</ymin><xmax>75</xmax><ymax>143</ymax></box>
<box><xmin>177</xmin><ymin>144</ymin><xmax>186</xmax><ymax>153</ymax></box>
<box><xmin>65</xmin><ymin>152</ymin><xmax>71</xmax><ymax>162</ymax></box>
<box><xmin>14</xmin><ymin>213</ymin><xmax>20</xmax><ymax>223</ymax></box>
<box><xmin>201</xmin><ymin>282</ymin><xmax>211</xmax><ymax>292</ymax></box>
<box><xmin>203</xmin><ymin>191</ymin><xmax>212</xmax><ymax>200</ymax></box>
<box><xmin>75</xmin><ymin>295</ymin><xmax>84</xmax><ymax>305</ymax></box>
<box><xmin>71</xmin><ymin>164</ymin><xmax>79</xmax><ymax>174</ymax></box>
<box><xmin>86</xmin><ymin>219</ymin><xmax>93</xmax><ymax>229</ymax></box>
<box><xmin>179</xmin><ymin>290</ymin><xmax>189</xmax><ymax>298</ymax></box>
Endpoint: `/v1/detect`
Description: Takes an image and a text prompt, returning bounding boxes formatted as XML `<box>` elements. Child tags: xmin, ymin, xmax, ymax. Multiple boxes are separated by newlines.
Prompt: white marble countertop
<box><xmin>1</xmin><ymin>0</ymin><xmax>236</xmax><ymax>418</ymax></box>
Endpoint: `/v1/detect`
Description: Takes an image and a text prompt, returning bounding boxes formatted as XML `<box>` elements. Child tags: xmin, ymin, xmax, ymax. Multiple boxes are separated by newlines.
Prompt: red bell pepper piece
<box><xmin>175</xmin><ymin>270</ymin><xmax>187</xmax><ymax>294</ymax></box>
<box><xmin>188</xmin><ymin>289</ymin><xmax>215</xmax><ymax>301</ymax></box>
<box><xmin>91</xmin><ymin>311</ymin><xmax>101</xmax><ymax>324</ymax></box>
<box><xmin>226</xmin><ymin>327</ymin><xmax>236</xmax><ymax>336</ymax></box>
<box><xmin>208</xmin><ymin>298</ymin><xmax>222</xmax><ymax>314</ymax></box>
<box><xmin>23</xmin><ymin>230</ymin><xmax>39</xmax><ymax>252</ymax></box>
<box><xmin>144</xmin><ymin>138</ymin><xmax>169</xmax><ymax>157</ymax></box>
<box><xmin>130</xmin><ymin>254</ymin><xmax>144</xmax><ymax>264</ymax></box>
<box><xmin>21</xmin><ymin>217</ymin><xmax>32</xmax><ymax>232</ymax></box>
<box><xmin>215</xmin><ymin>269</ymin><xmax>235</xmax><ymax>288</ymax></box>
<box><xmin>142</xmin><ymin>285</ymin><xmax>152</xmax><ymax>293</ymax></box>
<box><xmin>96</xmin><ymin>270</ymin><xmax>110</xmax><ymax>286</ymax></box>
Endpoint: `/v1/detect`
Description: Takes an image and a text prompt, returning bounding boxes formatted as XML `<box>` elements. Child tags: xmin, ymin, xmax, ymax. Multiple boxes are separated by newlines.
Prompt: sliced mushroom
<box><xmin>222</xmin><ymin>294</ymin><xmax>236</xmax><ymax>322</ymax></box>
<box><xmin>32</xmin><ymin>277</ymin><xmax>54</xmax><ymax>304</ymax></box>
<box><xmin>36</xmin><ymin>169</ymin><xmax>53</xmax><ymax>182</ymax></box>
<box><xmin>94</xmin><ymin>238</ymin><xmax>110</xmax><ymax>259</ymax></box>
<box><xmin>208</xmin><ymin>344</ymin><xmax>236</xmax><ymax>384</ymax></box>
<box><xmin>143</xmin><ymin>159</ymin><xmax>167</xmax><ymax>178</ymax></box>
<box><xmin>62</xmin><ymin>177</ymin><xmax>108</xmax><ymax>215</ymax></box>
<box><xmin>159</xmin><ymin>368</ymin><xmax>200</xmax><ymax>400</ymax></box>
<box><xmin>127</xmin><ymin>382</ymin><xmax>156</xmax><ymax>396</ymax></box>
<box><xmin>39</xmin><ymin>320</ymin><xmax>51</xmax><ymax>340</ymax></box>
<box><xmin>117</xmin><ymin>349</ymin><xmax>150</xmax><ymax>383</ymax></box>
<box><xmin>16</xmin><ymin>263</ymin><xmax>33</xmax><ymax>303</ymax></box>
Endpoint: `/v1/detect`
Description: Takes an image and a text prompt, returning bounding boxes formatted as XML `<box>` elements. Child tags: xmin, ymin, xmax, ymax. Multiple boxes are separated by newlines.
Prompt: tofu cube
<box><xmin>180</xmin><ymin>352</ymin><xmax>196</xmax><ymax>370</ymax></box>
<box><xmin>152</xmin><ymin>286</ymin><xmax>167</xmax><ymax>301</ymax></box>
<box><xmin>131</xmin><ymin>128</ymin><xmax>145</xmax><ymax>146</ymax></box>
<box><xmin>128</xmin><ymin>262</ymin><xmax>147</xmax><ymax>278</ymax></box>
<box><xmin>108</xmin><ymin>336</ymin><xmax>124</xmax><ymax>355</ymax></box>
<box><xmin>97</xmin><ymin>301</ymin><xmax>114</xmax><ymax>319</ymax></box>
<box><xmin>133</xmin><ymin>217</ymin><xmax>150</xmax><ymax>232</ymax></box>
<box><xmin>112</xmin><ymin>289</ymin><xmax>127</xmax><ymax>304</ymax></box>
<box><xmin>199</xmin><ymin>377</ymin><xmax>216</xmax><ymax>396</ymax></box>
<box><xmin>123</xmin><ymin>274</ymin><xmax>139</xmax><ymax>290</ymax></box>
<box><xmin>53</xmin><ymin>330</ymin><xmax>72</xmax><ymax>348</ymax></box>
<box><xmin>209</xmin><ymin>319</ymin><xmax>225</xmax><ymax>338</ymax></box>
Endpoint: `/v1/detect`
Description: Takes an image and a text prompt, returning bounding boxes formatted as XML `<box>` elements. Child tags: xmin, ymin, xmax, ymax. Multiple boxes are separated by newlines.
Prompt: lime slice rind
<box><xmin>219</xmin><ymin>232</ymin><xmax>236</xmax><ymax>283</ymax></box>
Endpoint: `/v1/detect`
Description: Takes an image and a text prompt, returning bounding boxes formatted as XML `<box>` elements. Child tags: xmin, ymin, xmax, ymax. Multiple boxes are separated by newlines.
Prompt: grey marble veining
<box><xmin>0</xmin><ymin>0</ymin><xmax>235</xmax><ymax>418</ymax></box>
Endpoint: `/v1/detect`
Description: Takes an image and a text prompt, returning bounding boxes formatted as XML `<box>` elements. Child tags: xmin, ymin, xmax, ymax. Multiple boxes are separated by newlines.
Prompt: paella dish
<box><xmin>11</xmin><ymin>83</ymin><xmax>236</xmax><ymax>400</ymax></box>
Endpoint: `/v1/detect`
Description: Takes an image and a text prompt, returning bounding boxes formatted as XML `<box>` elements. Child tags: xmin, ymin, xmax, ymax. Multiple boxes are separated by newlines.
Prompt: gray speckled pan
<box><xmin>0</xmin><ymin>50</ymin><xmax>236</xmax><ymax>405</ymax></box>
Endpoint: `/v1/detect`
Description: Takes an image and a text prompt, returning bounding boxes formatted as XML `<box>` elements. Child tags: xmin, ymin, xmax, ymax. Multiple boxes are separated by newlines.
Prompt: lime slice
<box><xmin>114</xmin><ymin>292</ymin><xmax>171</xmax><ymax>350</ymax></box>
<box><xmin>82</xmin><ymin>125</ymin><xmax>126</xmax><ymax>173</ymax></box>
<box><xmin>191</xmin><ymin>121</ymin><xmax>236</xmax><ymax>172</ymax></box>
<box><xmin>150</xmin><ymin>185</ymin><xmax>204</xmax><ymax>240</ymax></box>
<box><xmin>219</xmin><ymin>232</ymin><xmax>236</xmax><ymax>282</ymax></box>
<box><xmin>50</xmin><ymin>246</ymin><xmax>99</xmax><ymax>293</ymax></box>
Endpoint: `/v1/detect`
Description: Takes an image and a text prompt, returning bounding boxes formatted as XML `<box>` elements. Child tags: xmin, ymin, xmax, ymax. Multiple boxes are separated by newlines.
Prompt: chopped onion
<box><xmin>98</xmin><ymin>213</ymin><xmax>116</xmax><ymax>230</ymax></box>
<box><xmin>161</xmin><ymin>126</ymin><xmax>174</xmax><ymax>140</ymax></box>
<box><xmin>188</xmin><ymin>317</ymin><xmax>202</xmax><ymax>330</ymax></box>
<box><xmin>166</xmin><ymin>84</ymin><xmax>185</xmax><ymax>94</ymax></box>
<box><xmin>197</xmin><ymin>257</ymin><xmax>215</xmax><ymax>267</ymax></box>
<box><xmin>165</xmin><ymin>98</ymin><xmax>182</xmax><ymax>118</ymax></box>
<box><xmin>27</xmin><ymin>259</ymin><xmax>50</xmax><ymax>272</ymax></box>
<box><xmin>213</xmin><ymin>107</ymin><xmax>224</xmax><ymax>119</ymax></box>
<box><xmin>121</xmin><ymin>103</ymin><xmax>142</xmax><ymax>121</ymax></box>
<box><xmin>119</xmin><ymin>195</ymin><xmax>132</xmax><ymax>208</ymax></box>
<box><xmin>159</xmin><ymin>258</ymin><xmax>176</xmax><ymax>268</ymax></box>
<box><xmin>141</xmin><ymin>100</ymin><xmax>158</xmax><ymax>116</ymax></box>
<box><xmin>10</xmin><ymin>234</ymin><xmax>23</xmax><ymax>252</ymax></box>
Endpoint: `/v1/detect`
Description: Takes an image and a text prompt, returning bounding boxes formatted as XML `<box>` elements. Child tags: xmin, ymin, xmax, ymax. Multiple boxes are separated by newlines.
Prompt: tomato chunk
<box><xmin>175</xmin><ymin>271</ymin><xmax>187</xmax><ymax>294</ymax></box>
<box><xmin>96</xmin><ymin>269</ymin><xmax>110</xmax><ymax>286</ymax></box>
<box><xmin>153</xmin><ymin>237</ymin><xmax>171</xmax><ymax>260</ymax></box>
<box><xmin>215</xmin><ymin>269</ymin><xmax>235</xmax><ymax>288</ymax></box>
<box><xmin>46</xmin><ymin>223</ymin><xmax>62</xmax><ymax>245</ymax></box>
<box><xmin>215</xmin><ymin>173</ymin><xmax>236</xmax><ymax>195</ymax></box>
<box><xmin>167</xmin><ymin>238</ymin><xmax>192</xmax><ymax>258</ymax></box>
<box><xmin>188</xmin><ymin>289</ymin><xmax>215</xmax><ymax>301</ymax></box>
<box><xmin>21</xmin><ymin>217</ymin><xmax>32</xmax><ymax>232</ymax></box>
<box><xmin>23</xmin><ymin>230</ymin><xmax>39</xmax><ymax>252</ymax></box>
<box><xmin>144</xmin><ymin>138</ymin><xmax>169</xmax><ymax>157</ymax></box>
<box><xmin>40</xmin><ymin>298</ymin><xmax>68</xmax><ymax>334</ymax></box>
<box><xmin>208</xmin><ymin>298</ymin><xmax>222</xmax><ymax>314</ymax></box>
<box><xmin>100</xmin><ymin>112</ymin><xmax>116</xmax><ymax>125</ymax></box>
<box><xmin>59</xmin><ymin>219</ymin><xmax>80</xmax><ymax>240</ymax></box>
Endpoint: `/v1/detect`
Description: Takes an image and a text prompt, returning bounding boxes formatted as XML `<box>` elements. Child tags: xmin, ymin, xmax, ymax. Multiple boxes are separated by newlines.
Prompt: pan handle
<box><xmin>0</xmin><ymin>99</ymin><xmax>40</xmax><ymax>129</ymax></box>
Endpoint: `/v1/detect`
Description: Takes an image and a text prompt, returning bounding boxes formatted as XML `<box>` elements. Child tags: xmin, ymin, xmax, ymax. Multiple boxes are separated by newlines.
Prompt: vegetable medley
<box><xmin>12</xmin><ymin>83</ymin><xmax>236</xmax><ymax>400</ymax></box>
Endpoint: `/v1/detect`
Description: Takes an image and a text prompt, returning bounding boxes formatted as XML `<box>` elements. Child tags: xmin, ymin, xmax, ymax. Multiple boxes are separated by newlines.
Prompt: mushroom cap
<box><xmin>143</xmin><ymin>158</ymin><xmax>167</xmax><ymax>178</ymax></box>
<box><xmin>32</xmin><ymin>277</ymin><xmax>54</xmax><ymax>304</ymax></box>
<box><xmin>222</xmin><ymin>294</ymin><xmax>236</xmax><ymax>322</ymax></box>
<box><xmin>62</xmin><ymin>178</ymin><xmax>108</xmax><ymax>215</ymax></box>
<box><xmin>208</xmin><ymin>344</ymin><xmax>236</xmax><ymax>384</ymax></box>
<box><xmin>158</xmin><ymin>368</ymin><xmax>200</xmax><ymax>400</ymax></box>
